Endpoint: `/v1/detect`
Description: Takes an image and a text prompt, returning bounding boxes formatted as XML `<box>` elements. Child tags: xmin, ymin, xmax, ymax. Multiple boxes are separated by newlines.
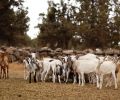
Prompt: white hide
<box><xmin>23</xmin><ymin>57</ymin><xmax>36</xmax><ymax>80</ymax></box>
<box><xmin>40</xmin><ymin>60</ymin><xmax>51</xmax><ymax>82</ymax></box>
<box><xmin>96</xmin><ymin>61</ymin><xmax>117</xmax><ymax>89</ymax></box>
<box><xmin>23</xmin><ymin>59</ymin><xmax>30</xmax><ymax>80</ymax></box>
<box><xmin>41</xmin><ymin>58</ymin><xmax>63</xmax><ymax>83</ymax></box>
<box><xmin>73</xmin><ymin>56</ymin><xmax>118</xmax><ymax>89</ymax></box>
<box><xmin>78</xmin><ymin>53</ymin><xmax>97</xmax><ymax>60</ymax></box>
<box><xmin>31</xmin><ymin>53</ymin><xmax>36</xmax><ymax>59</ymax></box>
<box><xmin>73</xmin><ymin>59</ymin><xmax>99</xmax><ymax>85</ymax></box>
<box><xmin>49</xmin><ymin>59</ymin><xmax>63</xmax><ymax>83</ymax></box>
<box><xmin>23</xmin><ymin>57</ymin><xmax>42</xmax><ymax>81</ymax></box>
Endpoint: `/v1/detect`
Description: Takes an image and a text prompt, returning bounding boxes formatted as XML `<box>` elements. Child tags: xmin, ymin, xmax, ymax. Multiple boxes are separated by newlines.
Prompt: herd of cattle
<box><xmin>0</xmin><ymin>46</ymin><xmax>120</xmax><ymax>90</ymax></box>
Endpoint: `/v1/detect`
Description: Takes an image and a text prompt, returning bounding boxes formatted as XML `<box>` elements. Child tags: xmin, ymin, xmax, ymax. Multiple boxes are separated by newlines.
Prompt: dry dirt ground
<box><xmin>0</xmin><ymin>63</ymin><xmax>120</xmax><ymax>100</ymax></box>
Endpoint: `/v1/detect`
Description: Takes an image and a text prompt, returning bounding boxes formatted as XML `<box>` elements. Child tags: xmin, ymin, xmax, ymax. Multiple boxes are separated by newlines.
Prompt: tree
<box><xmin>37</xmin><ymin>0</ymin><xmax>120</xmax><ymax>49</ymax></box>
<box><xmin>110</xmin><ymin>0</ymin><xmax>120</xmax><ymax>48</ymax></box>
<box><xmin>74</xmin><ymin>0</ymin><xmax>111</xmax><ymax>48</ymax></box>
<box><xmin>10</xmin><ymin>7</ymin><xmax>30</xmax><ymax>46</ymax></box>
<box><xmin>37</xmin><ymin>0</ymin><xmax>76</xmax><ymax>49</ymax></box>
<box><xmin>0</xmin><ymin>0</ymin><xmax>30</xmax><ymax>46</ymax></box>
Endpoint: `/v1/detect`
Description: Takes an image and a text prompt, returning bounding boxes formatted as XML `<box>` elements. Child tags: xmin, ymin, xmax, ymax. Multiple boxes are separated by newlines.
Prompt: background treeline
<box><xmin>37</xmin><ymin>0</ymin><xmax>120</xmax><ymax>49</ymax></box>
<box><xmin>0</xmin><ymin>0</ymin><xmax>120</xmax><ymax>49</ymax></box>
<box><xmin>0</xmin><ymin>0</ymin><xmax>30</xmax><ymax>46</ymax></box>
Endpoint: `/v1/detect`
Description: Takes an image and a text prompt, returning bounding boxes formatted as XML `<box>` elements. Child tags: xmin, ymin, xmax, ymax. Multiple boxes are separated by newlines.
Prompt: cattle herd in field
<box><xmin>0</xmin><ymin>46</ymin><xmax>120</xmax><ymax>89</ymax></box>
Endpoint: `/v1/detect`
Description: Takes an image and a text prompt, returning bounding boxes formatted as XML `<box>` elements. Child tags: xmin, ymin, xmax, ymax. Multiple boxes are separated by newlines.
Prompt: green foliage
<box><xmin>37</xmin><ymin>0</ymin><xmax>120</xmax><ymax>49</ymax></box>
<box><xmin>37</xmin><ymin>0</ymin><xmax>76</xmax><ymax>49</ymax></box>
<box><xmin>0</xmin><ymin>0</ymin><xmax>30</xmax><ymax>46</ymax></box>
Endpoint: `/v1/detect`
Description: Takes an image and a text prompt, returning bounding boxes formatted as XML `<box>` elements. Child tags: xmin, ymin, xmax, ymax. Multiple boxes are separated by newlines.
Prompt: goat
<box><xmin>104</xmin><ymin>57</ymin><xmax>120</xmax><ymax>88</ymax></box>
<box><xmin>40</xmin><ymin>58</ymin><xmax>52</xmax><ymax>82</ymax></box>
<box><xmin>23</xmin><ymin>57</ymin><xmax>30</xmax><ymax>80</ymax></box>
<box><xmin>72</xmin><ymin>58</ymin><xmax>99</xmax><ymax>86</ymax></box>
<box><xmin>63</xmin><ymin>54</ymin><xmax>98</xmax><ymax>83</ymax></box>
<box><xmin>78</xmin><ymin>53</ymin><xmax>97</xmax><ymax>60</ymax></box>
<box><xmin>96</xmin><ymin>60</ymin><xmax>118</xmax><ymax>89</ymax></box>
<box><xmin>0</xmin><ymin>52</ymin><xmax>9</xmax><ymax>79</ymax></box>
<box><xmin>72</xmin><ymin>56</ymin><xmax>105</xmax><ymax>86</ymax></box>
<box><xmin>49</xmin><ymin>59</ymin><xmax>63</xmax><ymax>83</ymax></box>
<box><xmin>40</xmin><ymin>58</ymin><xmax>64</xmax><ymax>83</ymax></box>
<box><xmin>60</xmin><ymin>55</ymin><xmax>78</xmax><ymax>83</ymax></box>
<box><xmin>23</xmin><ymin>57</ymin><xmax>42</xmax><ymax>83</ymax></box>
<box><xmin>72</xmin><ymin>53</ymin><xmax>99</xmax><ymax>84</ymax></box>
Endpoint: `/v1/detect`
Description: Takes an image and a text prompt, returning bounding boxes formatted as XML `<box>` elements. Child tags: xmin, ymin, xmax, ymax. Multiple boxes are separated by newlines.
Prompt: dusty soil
<box><xmin>0</xmin><ymin>63</ymin><xmax>120</xmax><ymax>100</ymax></box>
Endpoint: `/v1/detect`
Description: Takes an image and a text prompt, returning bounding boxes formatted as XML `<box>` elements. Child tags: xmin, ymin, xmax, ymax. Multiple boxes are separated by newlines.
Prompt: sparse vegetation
<box><xmin>0</xmin><ymin>63</ymin><xmax>120</xmax><ymax>100</ymax></box>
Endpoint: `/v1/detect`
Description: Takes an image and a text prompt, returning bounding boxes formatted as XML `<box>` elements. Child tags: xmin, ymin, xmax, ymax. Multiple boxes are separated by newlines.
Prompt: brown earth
<box><xmin>0</xmin><ymin>63</ymin><xmax>120</xmax><ymax>100</ymax></box>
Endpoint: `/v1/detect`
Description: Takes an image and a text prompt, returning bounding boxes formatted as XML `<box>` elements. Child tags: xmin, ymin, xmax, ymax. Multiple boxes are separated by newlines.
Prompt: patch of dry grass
<box><xmin>0</xmin><ymin>63</ymin><xmax>120</xmax><ymax>100</ymax></box>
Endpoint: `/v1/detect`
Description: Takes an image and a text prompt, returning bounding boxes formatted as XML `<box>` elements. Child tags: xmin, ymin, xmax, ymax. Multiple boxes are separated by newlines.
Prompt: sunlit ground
<box><xmin>0</xmin><ymin>63</ymin><xmax>120</xmax><ymax>100</ymax></box>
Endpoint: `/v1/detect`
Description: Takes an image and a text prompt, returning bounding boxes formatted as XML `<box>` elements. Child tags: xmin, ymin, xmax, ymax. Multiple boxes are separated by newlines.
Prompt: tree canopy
<box><xmin>0</xmin><ymin>0</ymin><xmax>119</xmax><ymax>49</ymax></box>
<box><xmin>37</xmin><ymin>0</ymin><xmax>120</xmax><ymax>49</ymax></box>
<box><xmin>0</xmin><ymin>0</ymin><xmax>30</xmax><ymax>46</ymax></box>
